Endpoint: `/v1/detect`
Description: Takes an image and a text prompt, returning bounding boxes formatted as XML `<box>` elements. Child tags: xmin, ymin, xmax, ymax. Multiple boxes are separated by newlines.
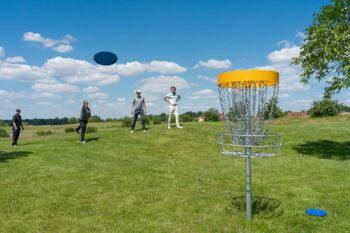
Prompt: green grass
<box><xmin>0</xmin><ymin>118</ymin><xmax>349</xmax><ymax>233</ymax></box>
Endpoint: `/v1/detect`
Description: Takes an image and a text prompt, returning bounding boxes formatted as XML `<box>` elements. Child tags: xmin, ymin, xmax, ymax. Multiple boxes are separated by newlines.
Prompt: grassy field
<box><xmin>0</xmin><ymin>117</ymin><xmax>349</xmax><ymax>233</ymax></box>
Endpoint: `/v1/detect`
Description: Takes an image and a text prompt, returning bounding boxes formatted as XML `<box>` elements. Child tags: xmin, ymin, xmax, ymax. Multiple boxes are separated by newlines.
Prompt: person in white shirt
<box><xmin>163</xmin><ymin>86</ymin><xmax>183</xmax><ymax>129</ymax></box>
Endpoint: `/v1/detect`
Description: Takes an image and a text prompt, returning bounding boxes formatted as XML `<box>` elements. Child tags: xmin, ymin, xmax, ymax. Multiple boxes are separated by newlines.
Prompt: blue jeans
<box><xmin>132</xmin><ymin>109</ymin><xmax>145</xmax><ymax>130</ymax></box>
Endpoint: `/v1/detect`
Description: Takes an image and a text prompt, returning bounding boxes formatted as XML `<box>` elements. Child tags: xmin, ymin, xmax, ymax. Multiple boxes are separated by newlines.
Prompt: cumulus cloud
<box><xmin>197</xmin><ymin>59</ymin><xmax>232</xmax><ymax>69</ymax></box>
<box><xmin>43</xmin><ymin>57</ymin><xmax>120</xmax><ymax>85</ymax></box>
<box><xmin>113</xmin><ymin>60</ymin><xmax>186</xmax><ymax>76</ymax></box>
<box><xmin>197</xmin><ymin>75</ymin><xmax>216</xmax><ymax>83</ymax></box>
<box><xmin>32</xmin><ymin>79</ymin><xmax>79</xmax><ymax>93</ymax></box>
<box><xmin>5</xmin><ymin>56</ymin><xmax>26</xmax><ymax>63</ymax></box>
<box><xmin>0</xmin><ymin>46</ymin><xmax>5</xmax><ymax>57</ymax></box>
<box><xmin>23</xmin><ymin>32</ymin><xmax>75</xmax><ymax>53</ymax></box>
<box><xmin>87</xmin><ymin>92</ymin><xmax>108</xmax><ymax>99</ymax></box>
<box><xmin>83</xmin><ymin>86</ymin><xmax>100</xmax><ymax>93</ymax></box>
<box><xmin>266</xmin><ymin>45</ymin><xmax>300</xmax><ymax>63</ymax></box>
<box><xmin>138</xmin><ymin>75</ymin><xmax>190</xmax><ymax>93</ymax></box>
<box><xmin>189</xmin><ymin>89</ymin><xmax>217</xmax><ymax>100</ymax></box>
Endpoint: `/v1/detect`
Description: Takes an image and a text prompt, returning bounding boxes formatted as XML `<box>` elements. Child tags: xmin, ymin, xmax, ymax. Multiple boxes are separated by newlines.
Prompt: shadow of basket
<box><xmin>227</xmin><ymin>195</ymin><xmax>284</xmax><ymax>219</ymax></box>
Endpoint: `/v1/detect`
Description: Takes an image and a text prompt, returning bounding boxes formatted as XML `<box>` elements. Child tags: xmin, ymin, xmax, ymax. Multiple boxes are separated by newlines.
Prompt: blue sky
<box><xmin>0</xmin><ymin>0</ymin><xmax>347</xmax><ymax>119</ymax></box>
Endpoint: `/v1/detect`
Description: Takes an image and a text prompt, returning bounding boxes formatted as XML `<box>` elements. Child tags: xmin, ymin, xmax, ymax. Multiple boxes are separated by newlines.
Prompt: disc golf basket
<box><xmin>217</xmin><ymin>70</ymin><xmax>283</xmax><ymax>221</ymax></box>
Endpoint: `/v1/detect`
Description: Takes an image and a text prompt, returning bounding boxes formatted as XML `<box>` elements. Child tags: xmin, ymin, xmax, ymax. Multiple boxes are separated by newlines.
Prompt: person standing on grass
<box><xmin>75</xmin><ymin>100</ymin><xmax>91</xmax><ymax>144</ymax></box>
<box><xmin>12</xmin><ymin>109</ymin><xmax>23</xmax><ymax>147</ymax></box>
<box><xmin>163</xmin><ymin>86</ymin><xmax>183</xmax><ymax>129</ymax></box>
<box><xmin>131</xmin><ymin>90</ymin><xmax>147</xmax><ymax>133</ymax></box>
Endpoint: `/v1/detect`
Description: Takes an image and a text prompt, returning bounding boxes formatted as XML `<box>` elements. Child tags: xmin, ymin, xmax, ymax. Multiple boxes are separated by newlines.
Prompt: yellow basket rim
<box><xmin>217</xmin><ymin>70</ymin><xmax>279</xmax><ymax>88</ymax></box>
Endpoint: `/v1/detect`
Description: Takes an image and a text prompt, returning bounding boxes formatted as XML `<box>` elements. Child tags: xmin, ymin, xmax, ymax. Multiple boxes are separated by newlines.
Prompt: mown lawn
<box><xmin>0</xmin><ymin>119</ymin><xmax>349</xmax><ymax>233</ymax></box>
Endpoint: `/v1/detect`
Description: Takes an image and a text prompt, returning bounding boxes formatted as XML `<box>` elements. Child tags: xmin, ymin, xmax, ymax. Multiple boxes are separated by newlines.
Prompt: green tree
<box><xmin>203</xmin><ymin>108</ymin><xmax>219</xmax><ymax>122</ymax></box>
<box><xmin>89</xmin><ymin>115</ymin><xmax>103</xmax><ymax>122</ymax></box>
<box><xmin>68</xmin><ymin>117</ymin><xmax>78</xmax><ymax>124</ymax></box>
<box><xmin>264</xmin><ymin>98</ymin><xmax>284</xmax><ymax>119</ymax></box>
<box><xmin>292</xmin><ymin>0</ymin><xmax>350</xmax><ymax>97</ymax></box>
<box><xmin>308</xmin><ymin>99</ymin><xmax>340</xmax><ymax>117</ymax></box>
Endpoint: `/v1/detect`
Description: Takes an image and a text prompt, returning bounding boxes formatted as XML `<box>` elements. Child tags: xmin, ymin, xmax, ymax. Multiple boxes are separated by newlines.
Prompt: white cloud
<box><xmin>87</xmin><ymin>92</ymin><xmax>108</xmax><ymax>99</ymax></box>
<box><xmin>43</xmin><ymin>57</ymin><xmax>120</xmax><ymax>85</ymax></box>
<box><xmin>117</xmin><ymin>97</ymin><xmax>126</xmax><ymax>102</ymax></box>
<box><xmin>32</xmin><ymin>79</ymin><xmax>79</xmax><ymax>93</ymax></box>
<box><xmin>266</xmin><ymin>45</ymin><xmax>300</xmax><ymax>63</ymax></box>
<box><xmin>113</xmin><ymin>60</ymin><xmax>186</xmax><ymax>76</ymax></box>
<box><xmin>279</xmin><ymin>82</ymin><xmax>309</xmax><ymax>92</ymax></box>
<box><xmin>0</xmin><ymin>46</ymin><xmax>5</xmax><ymax>57</ymax></box>
<box><xmin>197</xmin><ymin>75</ymin><xmax>216</xmax><ymax>83</ymax></box>
<box><xmin>197</xmin><ymin>59</ymin><xmax>232</xmax><ymax>69</ymax></box>
<box><xmin>83</xmin><ymin>86</ymin><xmax>100</xmax><ymax>93</ymax></box>
<box><xmin>0</xmin><ymin>62</ymin><xmax>48</xmax><ymax>81</ymax></box>
<box><xmin>189</xmin><ymin>89</ymin><xmax>218</xmax><ymax>100</ymax></box>
<box><xmin>23</xmin><ymin>32</ymin><xmax>75</xmax><ymax>53</ymax></box>
<box><xmin>296</xmin><ymin>32</ymin><xmax>306</xmax><ymax>40</ymax></box>
<box><xmin>5</xmin><ymin>56</ymin><xmax>26</xmax><ymax>63</ymax></box>
<box><xmin>138</xmin><ymin>75</ymin><xmax>190</xmax><ymax>93</ymax></box>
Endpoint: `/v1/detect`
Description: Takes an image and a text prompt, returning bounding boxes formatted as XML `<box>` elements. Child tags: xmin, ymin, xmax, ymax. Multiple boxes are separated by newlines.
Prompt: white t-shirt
<box><xmin>166</xmin><ymin>92</ymin><xmax>180</xmax><ymax>105</ymax></box>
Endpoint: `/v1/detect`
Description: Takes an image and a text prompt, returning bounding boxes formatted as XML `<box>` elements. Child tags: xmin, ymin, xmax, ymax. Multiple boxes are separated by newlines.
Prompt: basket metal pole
<box><xmin>245</xmin><ymin>88</ymin><xmax>252</xmax><ymax>221</ymax></box>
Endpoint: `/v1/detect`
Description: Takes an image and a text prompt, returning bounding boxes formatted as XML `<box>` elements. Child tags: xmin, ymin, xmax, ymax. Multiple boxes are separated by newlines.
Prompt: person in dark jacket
<box><xmin>12</xmin><ymin>109</ymin><xmax>24</xmax><ymax>146</ymax></box>
<box><xmin>75</xmin><ymin>100</ymin><xmax>91</xmax><ymax>143</ymax></box>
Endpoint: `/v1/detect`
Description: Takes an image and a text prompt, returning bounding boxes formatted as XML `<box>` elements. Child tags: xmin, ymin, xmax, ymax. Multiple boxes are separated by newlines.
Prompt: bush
<box><xmin>0</xmin><ymin>128</ymin><xmax>9</xmax><ymax>137</ymax></box>
<box><xmin>152</xmin><ymin>116</ymin><xmax>162</xmax><ymax>125</ymax></box>
<box><xmin>204</xmin><ymin>108</ymin><xmax>220</xmax><ymax>122</ymax></box>
<box><xmin>36</xmin><ymin>130</ymin><xmax>53</xmax><ymax>136</ymax></box>
<box><xmin>67</xmin><ymin>117</ymin><xmax>78</xmax><ymax>124</ymax></box>
<box><xmin>264</xmin><ymin>98</ymin><xmax>285</xmax><ymax>119</ymax></box>
<box><xmin>308</xmin><ymin>99</ymin><xmax>340</xmax><ymax>117</ymax></box>
<box><xmin>121</xmin><ymin>117</ymin><xmax>133</xmax><ymax>127</ymax></box>
<box><xmin>65</xmin><ymin>127</ymin><xmax>75</xmax><ymax>133</ymax></box>
<box><xmin>86</xmin><ymin>126</ymin><xmax>97</xmax><ymax>133</ymax></box>
<box><xmin>180</xmin><ymin>114</ymin><xmax>194</xmax><ymax>122</ymax></box>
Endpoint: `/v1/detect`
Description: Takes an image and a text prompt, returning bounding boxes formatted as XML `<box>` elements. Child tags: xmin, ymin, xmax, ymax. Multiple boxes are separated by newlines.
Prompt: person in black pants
<box><xmin>12</xmin><ymin>109</ymin><xmax>24</xmax><ymax>146</ymax></box>
<box><xmin>131</xmin><ymin>90</ymin><xmax>147</xmax><ymax>133</ymax></box>
<box><xmin>75</xmin><ymin>101</ymin><xmax>91</xmax><ymax>143</ymax></box>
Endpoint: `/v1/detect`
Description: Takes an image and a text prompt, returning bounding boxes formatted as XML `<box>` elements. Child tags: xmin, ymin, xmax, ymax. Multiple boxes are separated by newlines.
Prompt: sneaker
<box><xmin>177</xmin><ymin>126</ymin><xmax>183</xmax><ymax>129</ymax></box>
<box><xmin>12</xmin><ymin>144</ymin><xmax>17</xmax><ymax>147</ymax></box>
<box><xmin>130</xmin><ymin>130</ymin><xmax>134</xmax><ymax>133</ymax></box>
<box><xmin>168</xmin><ymin>125</ymin><xmax>171</xmax><ymax>129</ymax></box>
<box><xmin>81</xmin><ymin>141</ymin><xmax>86</xmax><ymax>144</ymax></box>
<box><xmin>143</xmin><ymin>129</ymin><xmax>147</xmax><ymax>133</ymax></box>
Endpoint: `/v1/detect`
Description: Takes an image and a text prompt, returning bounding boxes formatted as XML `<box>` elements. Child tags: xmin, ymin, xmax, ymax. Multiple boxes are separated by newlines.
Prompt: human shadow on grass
<box><xmin>227</xmin><ymin>196</ymin><xmax>284</xmax><ymax>219</ymax></box>
<box><xmin>86</xmin><ymin>137</ymin><xmax>100</xmax><ymax>142</ymax></box>
<box><xmin>292</xmin><ymin>140</ymin><xmax>350</xmax><ymax>160</ymax></box>
<box><xmin>0</xmin><ymin>151</ymin><xmax>32</xmax><ymax>163</ymax></box>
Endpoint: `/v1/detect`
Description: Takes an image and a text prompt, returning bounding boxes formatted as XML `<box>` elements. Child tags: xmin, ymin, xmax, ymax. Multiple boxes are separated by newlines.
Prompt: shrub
<box><xmin>86</xmin><ymin>126</ymin><xmax>97</xmax><ymax>133</ymax></box>
<box><xmin>36</xmin><ymin>130</ymin><xmax>53</xmax><ymax>136</ymax></box>
<box><xmin>152</xmin><ymin>116</ymin><xmax>162</xmax><ymax>125</ymax></box>
<box><xmin>180</xmin><ymin>114</ymin><xmax>194</xmax><ymax>122</ymax></box>
<box><xmin>121</xmin><ymin>117</ymin><xmax>133</xmax><ymax>127</ymax></box>
<box><xmin>264</xmin><ymin>98</ymin><xmax>285</xmax><ymax>119</ymax></box>
<box><xmin>65</xmin><ymin>127</ymin><xmax>75</xmax><ymax>133</ymax></box>
<box><xmin>308</xmin><ymin>99</ymin><xmax>340</xmax><ymax>117</ymax></box>
<box><xmin>67</xmin><ymin>117</ymin><xmax>78</xmax><ymax>124</ymax></box>
<box><xmin>204</xmin><ymin>108</ymin><xmax>220</xmax><ymax>122</ymax></box>
<box><xmin>0</xmin><ymin>128</ymin><xmax>9</xmax><ymax>137</ymax></box>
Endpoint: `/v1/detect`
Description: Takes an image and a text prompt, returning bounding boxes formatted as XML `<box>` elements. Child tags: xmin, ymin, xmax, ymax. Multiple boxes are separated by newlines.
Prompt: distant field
<box><xmin>0</xmin><ymin>118</ymin><xmax>349</xmax><ymax>233</ymax></box>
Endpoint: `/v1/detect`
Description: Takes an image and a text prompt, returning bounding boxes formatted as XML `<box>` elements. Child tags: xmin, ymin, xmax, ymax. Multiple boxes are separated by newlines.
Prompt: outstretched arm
<box><xmin>131</xmin><ymin>100</ymin><xmax>135</xmax><ymax>114</ymax></box>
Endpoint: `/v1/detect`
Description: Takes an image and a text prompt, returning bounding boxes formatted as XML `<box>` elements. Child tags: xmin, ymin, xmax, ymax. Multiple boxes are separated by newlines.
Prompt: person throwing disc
<box><xmin>75</xmin><ymin>100</ymin><xmax>91</xmax><ymax>144</ymax></box>
<box><xmin>163</xmin><ymin>86</ymin><xmax>183</xmax><ymax>129</ymax></box>
<box><xmin>131</xmin><ymin>90</ymin><xmax>147</xmax><ymax>133</ymax></box>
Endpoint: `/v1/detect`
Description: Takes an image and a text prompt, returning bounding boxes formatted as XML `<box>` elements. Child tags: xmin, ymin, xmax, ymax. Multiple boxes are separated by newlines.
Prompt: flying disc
<box><xmin>93</xmin><ymin>51</ymin><xmax>118</xmax><ymax>65</ymax></box>
<box><xmin>305</xmin><ymin>208</ymin><xmax>328</xmax><ymax>217</ymax></box>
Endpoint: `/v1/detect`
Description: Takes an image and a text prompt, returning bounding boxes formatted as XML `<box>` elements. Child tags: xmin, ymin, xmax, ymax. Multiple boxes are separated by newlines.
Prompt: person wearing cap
<box><xmin>12</xmin><ymin>109</ymin><xmax>24</xmax><ymax>146</ymax></box>
<box><xmin>131</xmin><ymin>90</ymin><xmax>147</xmax><ymax>133</ymax></box>
<box><xmin>163</xmin><ymin>86</ymin><xmax>183</xmax><ymax>129</ymax></box>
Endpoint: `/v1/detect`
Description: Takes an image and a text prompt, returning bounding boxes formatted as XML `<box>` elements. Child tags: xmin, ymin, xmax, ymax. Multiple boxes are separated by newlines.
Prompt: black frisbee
<box><xmin>93</xmin><ymin>51</ymin><xmax>118</xmax><ymax>66</ymax></box>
